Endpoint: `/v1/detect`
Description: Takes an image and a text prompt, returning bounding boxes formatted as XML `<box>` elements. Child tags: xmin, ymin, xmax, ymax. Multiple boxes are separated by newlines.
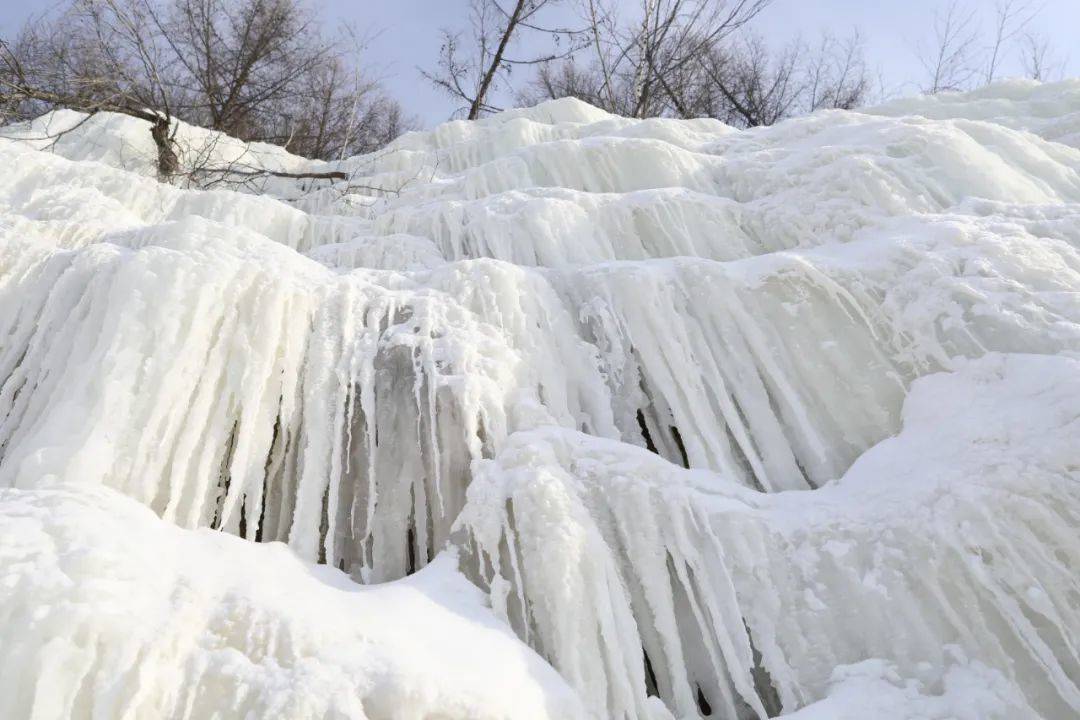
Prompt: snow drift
<box><xmin>0</xmin><ymin>79</ymin><xmax>1078</xmax><ymax>719</ymax></box>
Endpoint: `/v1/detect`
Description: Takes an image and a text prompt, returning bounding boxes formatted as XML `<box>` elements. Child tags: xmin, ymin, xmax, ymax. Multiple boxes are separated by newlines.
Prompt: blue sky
<box><xmin>2</xmin><ymin>0</ymin><xmax>1076</xmax><ymax>127</ymax></box>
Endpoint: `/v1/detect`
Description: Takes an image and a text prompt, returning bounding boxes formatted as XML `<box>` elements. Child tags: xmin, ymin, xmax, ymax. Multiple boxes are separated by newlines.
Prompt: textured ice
<box><xmin>1</xmin><ymin>81</ymin><xmax>1079</xmax><ymax>719</ymax></box>
<box><xmin>869</xmin><ymin>79</ymin><xmax>1080</xmax><ymax>149</ymax></box>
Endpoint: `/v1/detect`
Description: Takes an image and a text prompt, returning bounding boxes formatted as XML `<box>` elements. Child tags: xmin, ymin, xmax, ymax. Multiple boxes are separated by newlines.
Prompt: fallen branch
<box><xmin>221</xmin><ymin>168</ymin><xmax>349</xmax><ymax>181</ymax></box>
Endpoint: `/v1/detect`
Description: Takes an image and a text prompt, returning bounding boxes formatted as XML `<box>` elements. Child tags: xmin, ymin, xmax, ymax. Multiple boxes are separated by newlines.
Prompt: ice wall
<box><xmin>1</xmin><ymin>81</ymin><xmax>1079</xmax><ymax>719</ymax></box>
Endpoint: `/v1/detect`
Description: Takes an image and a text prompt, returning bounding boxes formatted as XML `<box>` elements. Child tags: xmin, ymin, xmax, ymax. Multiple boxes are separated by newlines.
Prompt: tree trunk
<box><xmin>150</xmin><ymin>115</ymin><xmax>179</xmax><ymax>179</ymax></box>
<box><xmin>468</xmin><ymin>0</ymin><xmax>527</xmax><ymax>120</ymax></box>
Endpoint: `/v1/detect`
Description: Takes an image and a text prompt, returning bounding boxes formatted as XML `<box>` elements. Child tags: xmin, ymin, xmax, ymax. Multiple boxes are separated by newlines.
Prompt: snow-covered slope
<box><xmin>0</xmin><ymin>80</ymin><xmax>1078</xmax><ymax>719</ymax></box>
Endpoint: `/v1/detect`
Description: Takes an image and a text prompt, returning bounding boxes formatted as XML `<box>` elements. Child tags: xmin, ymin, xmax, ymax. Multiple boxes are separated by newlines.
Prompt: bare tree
<box><xmin>582</xmin><ymin>0</ymin><xmax>618</xmax><ymax>109</ymax></box>
<box><xmin>0</xmin><ymin>0</ymin><xmax>410</xmax><ymax>175</ymax></box>
<box><xmin>804</xmin><ymin>31</ymin><xmax>870</xmax><ymax>112</ymax></box>
<box><xmin>258</xmin><ymin>53</ymin><xmax>409</xmax><ymax>158</ymax></box>
<box><xmin>433</xmin><ymin>0</ymin><xmax>770</xmax><ymax>122</ymax></box>
<box><xmin>689</xmin><ymin>35</ymin><xmax>802</xmax><ymax>126</ymax></box>
<box><xmin>1019</xmin><ymin>30</ymin><xmax>1064</xmax><ymax>81</ymax></box>
<box><xmin>521</xmin><ymin>22</ymin><xmax>869</xmax><ymax>129</ymax></box>
<box><xmin>555</xmin><ymin>0</ymin><xmax>772</xmax><ymax>118</ymax></box>
<box><xmin>914</xmin><ymin>0</ymin><xmax>1061</xmax><ymax>94</ymax></box>
<box><xmin>624</xmin><ymin>0</ymin><xmax>773</xmax><ymax>117</ymax></box>
<box><xmin>1</xmin><ymin>0</ymin><xmax>184</xmax><ymax>176</ymax></box>
<box><xmin>984</xmin><ymin>0</ymin><xmax>1038</xmax><ymax>84</ymax></box>
<box><xmin>689</xmin><ymin>30</ymin><xmax>867</xmax><ymax>127</ymax></box>
<box><xmin>520</xmin><ymin>0</ymin><xmax>779</xmax><ymax>119</ymax></box>
<box><xmin>423</xmin><ymin>0</ymin><xmax>585</xmax><ymax>119</ymax></box>
<box><xmin>918</xmin><ymin>0</ymin><xmax>980</xmax><ymax>93</ymax></box>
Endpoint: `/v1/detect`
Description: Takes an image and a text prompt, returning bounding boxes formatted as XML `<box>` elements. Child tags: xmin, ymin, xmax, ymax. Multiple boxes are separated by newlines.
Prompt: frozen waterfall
<box><xmin>1</xmin><ymin>79</ymin><xmax>1079</xmax><ymax>719</ymax></box>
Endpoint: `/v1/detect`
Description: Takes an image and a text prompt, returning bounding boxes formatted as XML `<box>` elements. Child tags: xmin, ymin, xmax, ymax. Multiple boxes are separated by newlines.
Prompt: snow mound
<box><xmin>1</xmin><ymin>81</ymin><xmax>1079</xmax><ymax>719</ymax></box>
<box><xmin>0</xmin><ymin>484</ymin><xmax>586</xmax><ymax>719</ymax></box>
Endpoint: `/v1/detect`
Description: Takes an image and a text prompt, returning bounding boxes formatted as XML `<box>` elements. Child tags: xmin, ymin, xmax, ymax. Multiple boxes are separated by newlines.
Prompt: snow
<box><xmin>0</xmin><ymin>484</ymin><xmax>586</xmax><ymax>719</ymax></box>
<box><xmin>0</xmin><ymin>80</ymin><xmax>1079</xmax><ymax>719</ymax></box>
<box><xmin>783</xmin><ymin>655</ymin><xmax>1040</xmax><ymax>720</ymax></box>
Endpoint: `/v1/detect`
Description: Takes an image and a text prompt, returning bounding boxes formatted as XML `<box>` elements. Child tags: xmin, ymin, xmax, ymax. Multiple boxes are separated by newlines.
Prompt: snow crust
<box><xmin>1</xmin><ymin>81</ymin><xmax>1079</xmax><ymax>719</ymax></box>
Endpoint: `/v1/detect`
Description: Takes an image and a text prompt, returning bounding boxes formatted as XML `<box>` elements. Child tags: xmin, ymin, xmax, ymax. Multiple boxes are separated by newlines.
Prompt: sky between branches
<box><xmin>2</xmin><ymin>0</ymin><xmax>1076</xmax><ymax>127</ymax></box>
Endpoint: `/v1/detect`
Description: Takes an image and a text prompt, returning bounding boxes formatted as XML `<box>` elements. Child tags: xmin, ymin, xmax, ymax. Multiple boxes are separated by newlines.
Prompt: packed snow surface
<box><xmin>0</xmin><ymin>78</ymin><xmax>1078</xmax><ymax>719</ymax></box>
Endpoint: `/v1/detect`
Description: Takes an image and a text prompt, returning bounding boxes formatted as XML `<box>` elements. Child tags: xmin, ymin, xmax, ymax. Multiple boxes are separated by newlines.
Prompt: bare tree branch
<box><xmin>423</xmin><ymin>0</ymin><xmax>587</xmax><ymax>120</ymax></box>
<box><xmin>918</xmin><ymin>0</ymin><xmax>980</xmax><ymax>94</ymax></box>
<box><xmin>1</xmin><ymin>0</ymin><xmax>413</xmax><ymax>165</ymax></box>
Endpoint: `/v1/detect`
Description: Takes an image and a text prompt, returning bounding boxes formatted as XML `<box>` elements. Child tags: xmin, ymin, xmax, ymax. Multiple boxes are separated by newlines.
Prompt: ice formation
<box><xmin>0</xmin><ymin>79</ymin><xmax>1078</xmax><ymax>719</ymax></box>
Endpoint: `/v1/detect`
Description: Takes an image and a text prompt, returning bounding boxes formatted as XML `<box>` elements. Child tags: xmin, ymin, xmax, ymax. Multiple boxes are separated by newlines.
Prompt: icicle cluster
<box><xmin>1</xmin><ymin>80</ymin><xmax>1079</xmax><ymax>719</ymax></box>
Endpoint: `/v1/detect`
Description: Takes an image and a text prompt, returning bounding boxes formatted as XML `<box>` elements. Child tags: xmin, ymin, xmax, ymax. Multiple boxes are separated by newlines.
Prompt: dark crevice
<box><xmin>695</xmin><ymin>686</ymin><xmax>712</xmax><ymax>716</ymax></box>
<box><xmin>317</xmin><ymin>482</ymin><xmax>330</xmax><ymax>566</ymax></box>
<box><xmin>406</xmin><ymin>523</ymin><xmax>417</xmax><ymax>575</ymax></box>
<box><xmin>642</xmin><ymin>647</ymin><xmax>660</xmax><ymax>698</ymax></box>
<box><xmin>477</xmin><ymin>414</ymin><xmax>493</xmax><ymax>459</ymax></box>
<box><xmin>670</xmin><ymin>424</ymin><xmax>690</xmax><ymax>468</ymax></box>
<box><xmin>636</xmin><ymin>408</ymin><xmax>659</xmax><ymax>454</ymax></box>
<box><xmin>211</xmin><ymin>420</ymin><xmax>239</xmax><ymax>530</ymax></box>
<box><xmin>744</xmin><ymin>620</ymin><xmax>783</xmax><ymax>717</ymax></box>
<box><xmin>424</xmin><ymin>488</ymin><xmax>436</xmax><ymax>566</ymax></box>
<box><xmin>406</xmin><ymin>480</ymin><xmax>418</xmax><ymax>575</ymax></box>
<box><xmin>0</xmin><ymin>380</ymin><xmax>25</xmax><ymax>461</ymax></box>
<box><xmin>254</xmin><ymin>413</ymin><xmax>282</xmax><ymax>543</ymax></box>
<box><xmin>253</xmin><ymin>498</ymin><xmax>265</xmax><ymax>543</ymax></box>
<box><xmin>794</xmin><ymin>454</ymin><xmax>818</xmax><ymax>490</ymax></box>
<box><xmin>0</xmin><ymin>343</ymin><xmax>31</xmax><ymax>461</ymax></box>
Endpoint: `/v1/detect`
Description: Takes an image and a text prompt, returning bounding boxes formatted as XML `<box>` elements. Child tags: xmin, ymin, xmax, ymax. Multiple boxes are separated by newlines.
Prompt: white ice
<box><xmin>0</xmin><ymin>79</ymin><xmax>1078</xmax><ymax>719</ymax></box>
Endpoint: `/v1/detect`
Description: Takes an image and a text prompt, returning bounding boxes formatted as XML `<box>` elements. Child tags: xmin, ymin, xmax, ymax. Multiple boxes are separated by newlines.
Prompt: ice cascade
<box><xmin>1</xmin><ymin>79</ymin><xmax>1079</xmax><ymax>719</ymax></box>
